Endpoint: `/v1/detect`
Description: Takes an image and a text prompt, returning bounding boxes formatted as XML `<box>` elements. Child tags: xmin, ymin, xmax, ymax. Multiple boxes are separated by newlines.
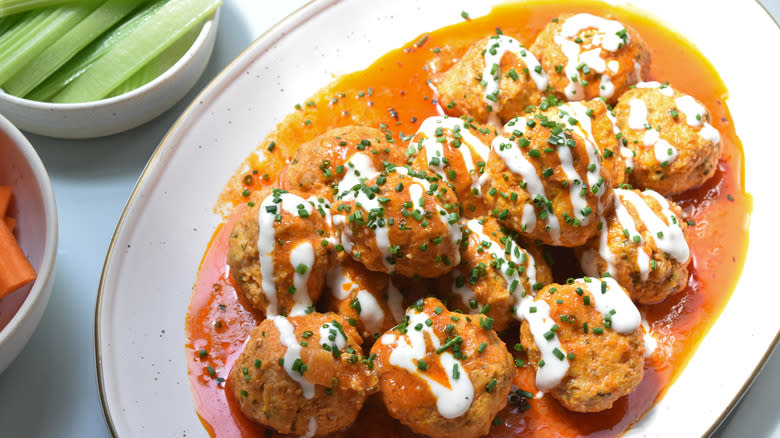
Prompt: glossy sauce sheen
<box><xmin>185</xmin><ymin>1</ymin><xmax>751</xmax><ymax>436</ymax></box>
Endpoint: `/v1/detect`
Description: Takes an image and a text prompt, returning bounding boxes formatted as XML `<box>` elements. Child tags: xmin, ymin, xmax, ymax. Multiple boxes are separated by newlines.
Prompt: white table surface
<box><xmin>0</xmin><ymin>0</ymin><xmax>777</xmax><ymax>437</ymax></box>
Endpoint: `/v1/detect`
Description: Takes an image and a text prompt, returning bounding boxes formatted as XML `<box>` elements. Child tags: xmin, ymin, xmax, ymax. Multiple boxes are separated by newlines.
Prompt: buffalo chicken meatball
<box><xmin>227</xmin><ymin>188</ymin><xmax>332</xmax><ymax>317</ymax></box>
<box><xmin>482</xmin><ymin>101</ymin><xmax>618</xmax><ymax>246</ymax></box>
<box><xmin>280</xmin><ymin>125</ymin><xmax>406</xmax><ymax>200</ymax></box>
<box><xmin>331</xmin><ymin>167</ymin><xmax>462</xmax><ymax>278</ymax></box>
<box><xmin>408</xmin><ymin>116</ymin><xmax>494</xmax><ymax>217</ymax></box>
<box><xmin>530</xmin><ymin>13</ymin><xmax>649</xmax><ymax>103</ymax></box>
<box><xmin>577</xmin><ymin>188</ymin><xmax>691</xmax><ymax>304</ymax></box>
<box><xmin>518</xmin><ymin>277</ymin><xmax>645</xmax><ymax>412</ymax></box>
<box><xmin>229</xmin><ymin>313</ymin><xmax>378</xmax><ymax>436</ymax></box>
<box><xmin>435</xmin><ymin>35</ymin><xmax>547</xmax><ymax>124</ymax></box>
<box><xmin>371</xmin><ymin>297</ymin><xmax>515</xmax><ymax>438</ymax></box>
<box><xmin>440</xmin><ymin>217</ymin><xmax>553</xmax><ymax>333</ymax></box>
<box><xmin>614</xmin><ymin>82</ymin><xmax>721</xmax><ymax>196</ymax></box>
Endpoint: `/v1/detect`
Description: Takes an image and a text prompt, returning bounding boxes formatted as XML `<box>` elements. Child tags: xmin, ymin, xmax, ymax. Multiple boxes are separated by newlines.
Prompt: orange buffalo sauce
<box><xmin>185</xmin><ymin>1</ymin><xmax>751</xmax><ymax>436</ymax></box>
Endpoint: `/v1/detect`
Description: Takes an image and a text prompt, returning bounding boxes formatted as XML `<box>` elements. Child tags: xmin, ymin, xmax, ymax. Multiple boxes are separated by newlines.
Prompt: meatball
<box><xmin>229</xmin><ymin>313</ymin><xmax>378</xmax><ymax>436</ymax></box>
<box><xmin>614</xmin><ymin>82</ymin><xmax>721</xmax><ymax>195</ymax></box>
<box><xmin>227</xmin><ymin>188</ymin><xmax>332</xmax><ymax>317</ymax></box>
<box><xmin>482</xmin><ymin>102</ymin><xmax>618</xmax><ymax>246</ymax></box>
<box><xmin>331</xmin><ymin>167</ymin><xmax>462</xmax><ymax>278</ymax></box>
<box><xmin>279</xmin><ymin>125</ymin><xmax>406</xmax><ymax>200</ymax></box>
<box><xmin>576</xmin><ymin>188</ymin><xmax>690</xmax><ymax>304</ymax></box>
<box><xmin>439</xmin><ymin>217</ymin><xmax>553</xmax><ymax>333</ymax></box>
<box><xmin>322</xmin><ymin>257</ymin><xmax>405</xmax><ymax>343</ymax></box>
<box><xmin>435</xmin><ymin>35</ymin><xmax>547</xmax><ymax>124</ymax></box>
<box><xmin>408</xmin><ymin>116</ymin><xmax>494</xmax><ymax>217</ymax></box>
<box><xmin>371</xmin><ymin>297</ymin><xmax>514</xmax><ymax>438</ymax></box>
<box><xmin>530</xmin><ymin>13</ymin><xmax>650</xmax><ymax>103</ymax></box>
<box><xmin>518</xmin><ymin>277</ymin><xmax>644</xmax><ymax>412</ymax></box>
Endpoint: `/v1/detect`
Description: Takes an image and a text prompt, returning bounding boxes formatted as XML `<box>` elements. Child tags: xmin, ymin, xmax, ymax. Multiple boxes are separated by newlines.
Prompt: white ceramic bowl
<box><xmin>0</xmin><ymin>114</ymin><xmax>57</xmax><ymax>374</ymax></box>
<box><xmin>0</xmin><ymin>8</ymin><xmax>220</xmax><ymax>139</ymax></box>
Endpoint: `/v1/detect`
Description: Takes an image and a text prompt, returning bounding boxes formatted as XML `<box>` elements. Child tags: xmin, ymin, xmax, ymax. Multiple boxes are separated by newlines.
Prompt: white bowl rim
<box><xmin>0</xmin><ymin>8</ymin><xmax>218</xmax><ymax>109</ymax></box>
<box><xmin>0</xmin><ymin>114</ymin><xmax>58</xmax><ymax>344</ymax></box>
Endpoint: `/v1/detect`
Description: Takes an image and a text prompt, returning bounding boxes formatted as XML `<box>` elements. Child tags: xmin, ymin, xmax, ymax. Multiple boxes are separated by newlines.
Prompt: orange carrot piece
<box><xmin>4</xmin><ymin>216</ymin><xmax>16</xmax><ymax>231</ymax></box>
<box><xmin>0</xmin><ymin>186</ymin><xmax>11</xmax><ymax>218</ymax></box>
<box><xmin>0</xmin><ymin>219</ymin><xmax>36</xmax><ymax>298</ymax></box>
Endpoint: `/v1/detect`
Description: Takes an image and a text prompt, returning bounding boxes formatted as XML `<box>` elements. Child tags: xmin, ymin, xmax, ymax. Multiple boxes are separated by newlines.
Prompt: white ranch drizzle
<box><xmin>557</xmin><ymin>102</ymin><xmax>607</xmax><ymax>214</ymax></box>
<box><xmin>386</xmin><ymin>281</ymin><xmax>404</xmax><ymax>322</ymax></box>
<box><xmin>336</xmin><ymin>166</ymin><xmax>462</xmax><ymax>271</ymax></box>
<box><xmin>326</xmin><ymin>263</ymin><xmax>355</xmax><ymax>301</ymax></box>
<box><xmin>302</xmin><ymin>417</ymin><xmax>317</xmax><ymax>438</ymax></box>
<box><xmin>413</xmin><ymin>116</ymin><xmax>491</xmax><ymax>196</ymax></box>
<box><xmin>674</xmin><ymin>95</ymin><xmax>705</xmax><ymax>127</ymax></box>
<box><xmin>337</xmin><ymin>152</ymin><xmax>379</xmax><ymax>196</ymax></box>
<box><xmin>258</xmin><ymin>193</ymin><xmax>313</xmax><ymax>317</ymax></box>
<box><xmin>641</xmin><ymin>318</ymin><xmax>658</xmax><ymax>358</ymax></box>
<box><xmin>604</xmin><ymin>107</ymin><xmax>634</xmax><ymax>171</ymax></box>
<box><xmin>355</xmin><ymin>290</ymin><xmax>385</xmax><ymax>334</ymax></box>
<box><xmin>634</xmin><ymin>81</ymin><xmax>721</xmax><ymax>151</ymax></box>
<box><xmin>381</xmin><ymin>333</ymin><xmax>397</xmax><ymax>345</ymax></box>
<box><xmin>636</xmin><ymin>81</ymin><xmax>673</xmax><ymax>97</ymax></box>
<box><xmin>579</xmin><ymin>277</ymin><xmax>641</xmax><ymax>334</ymax></box>
<box><xmin>612</xmin><ymin>189</ymin><xmax>651</xmax><ymax>279</ymax></box>
<box><xmin>388</xmin><ymin>309</ymin><xmax>474</xmax><ymax>418</ymax></box>
<box><xmin>481</xmin><ymin>35</ymin><xmax>548</xmax><ymax>117</ymax></box>
<box><xmin>319</xmin><ymin>321</ymin><xmax>347</xmax><ymax>352</ymax></box>
<box><xmin>289</xmin><ymin>242</ymin><xmax>314</xmax><ymax>316</ymax></box>
<box><xmin>515</xmin><ymin>295</ymin><xmax>569</xmax><ymax>391</ymax></box>
<box><xmin>492</xmin><ymin>117</ymin><xmax>562</xmax><ymax>243</ymax></box>
<box><xmin>455</xmin><ymin>220</ymin><xmax>538</xmax><ymax>311</ymax></box>
<box><xmin>627</xmin><ymin>97</ymin><xmax>679</xmax><ymax>166</ymax></box>
<box><xmin>521</xmin><ymin>204</ymin><xmax>537</xmax><ymax>232</ymax></box>
<box><xmin>395</xmin><ymin>167</ymin><xmax>463</xmax><ymax>262</ymax></box>
<box><xmin>325</xmin><ymin>263</ymin><xmax>387</xmax><ymax>333</ymax></box>
<box><xmin>273</xmin><ymin>316</ymin><xmax>315</xmax><ymax>399</ymax></box>
<box><xmin>553</xmin><ymin>13</ymin><xmax>629</xmax><ymax>100</ymax></box>
<box><xmin>597</xmin><ymin>189</ymin><xmax>688</xmax><ymax>280</ymax></box>
<box><xmin>637</xmin><ymin>189</ymin><xmax>690</xmax><ymax>262</ymax></box>
<box><xmin>426</xmin><ymin>80</ymin><xmax>447</xmax><ymax>116</ymax></box>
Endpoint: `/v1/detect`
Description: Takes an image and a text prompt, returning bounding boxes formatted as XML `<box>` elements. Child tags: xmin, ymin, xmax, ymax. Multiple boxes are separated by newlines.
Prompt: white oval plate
<box><xmin>96</xmin><ymin>0</ymin><xmax>780</xmax><ymax>436</ymax></box>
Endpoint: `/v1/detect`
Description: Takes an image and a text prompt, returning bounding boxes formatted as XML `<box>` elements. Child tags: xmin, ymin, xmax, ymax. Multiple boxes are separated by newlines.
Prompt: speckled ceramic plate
<box><xmin>95</xmin><ymin>0</ymin><xmax>780</xmax><ymax>436</ymax></box>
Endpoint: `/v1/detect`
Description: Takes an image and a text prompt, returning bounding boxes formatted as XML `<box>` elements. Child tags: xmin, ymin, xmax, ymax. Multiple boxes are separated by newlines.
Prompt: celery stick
<box><xmin>26</xmin><ymin>0</ymin><xmax>166</xmax><ymax>102</ymax></box>
<box><xmin>106</xmin><ymin>19</ymin><xmax>200</xmax><ymax>98</ymax></box>
<box><xmin>53</xmin><ymin>0</ymin><xmax>220</xmax><ymax>103</ymax></box>
<box><xmin>0</xmin><ymin>9</ymin><xmax>54</xmax><ymax>59</ymax></box>
<box><xmin>4</xmin><ymin>0</ymin><xmax>141</xmax><ymax>97</ymax></box>
<box><xmin>0</xmin><ymin>0</ymin><xmax>79</xmax><ymax>17</ymax></box>
<box><xmin>0</xmin><ymin>13</ymin><xmax>24</xmax><ymax>35</ymax></box>
<box><xmin>0</xmin><ymin>2</ymin><xmax>100</xmax><ymax>85</ymax></box>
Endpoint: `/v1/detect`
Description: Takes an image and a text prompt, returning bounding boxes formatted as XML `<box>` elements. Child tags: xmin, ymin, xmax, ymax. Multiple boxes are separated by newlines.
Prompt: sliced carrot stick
<box><xmin>4</xmin><ymin>216</ymin><xmax>16</xmax><ymax>231</ymax></box>
<box><xmin>0</xmin><ymin>186</ymin><xmax>12</xmax><ymax>218</ymax></box>
<box><xmin>0</xmin><ymin>218</ymin><xmax>36</xmax><ymax>298</ymax></box>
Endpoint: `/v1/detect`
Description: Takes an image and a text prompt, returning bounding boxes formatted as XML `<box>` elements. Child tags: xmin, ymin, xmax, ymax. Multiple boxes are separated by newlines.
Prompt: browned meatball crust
<box><xmin>438</xmin><ymin>217</ymin><xmax>553</xmax><ymax>333</ymax></box>
<box><xmin>482</xmin><ymin>101</ymin><xmax>618</xmax><ymax>247</ymax></box>
<box><xmin>371</xmin><ymin>297</ymin><xmax>515</xmax><ymax>438</ymax></box>
<box><xmin>519</xmin><ymin>278</ymin><xmax>644</xmax><ymax>412</ymax></box>
<box><xmin>530</xmin><ymin>13</ymin><xmax>650</xmax><ymax>103</ymax></box>
<box><xmin>577</xmin><ymin>188</ymin><xmax>691</xmax><ymax>304</ymax></box>
<box><xmin>227</xmin><ymin>188</ymin><xmax>332</xmax><ymax>317</ymax></box>
<box><xmin>435</xmin><ymin>35</ymin><xmax>547</xmax><ymax>124</ymax></box>
<box><xmin>614</xmin><ymin>83</ymin><xmax>721</xmax><ymax>196</ymax></box>
<box><xmin>408</xmin><ymin>116</ymin><xmax>495</xmax><ymax>217</ymax></box>
<box><xmin>280</xmin><ymin>125</ymin><xmax>406</xmax><ymax>200</ymax></box>
<box><xmin>331</xmin><ymin>167</ymin><xmax>462</xmax><ymax>278</ymax></box>
<box><xmin>229</xmin><ymin>313</ymin><xmax>377</xmax><ymax>436</ymax></box>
